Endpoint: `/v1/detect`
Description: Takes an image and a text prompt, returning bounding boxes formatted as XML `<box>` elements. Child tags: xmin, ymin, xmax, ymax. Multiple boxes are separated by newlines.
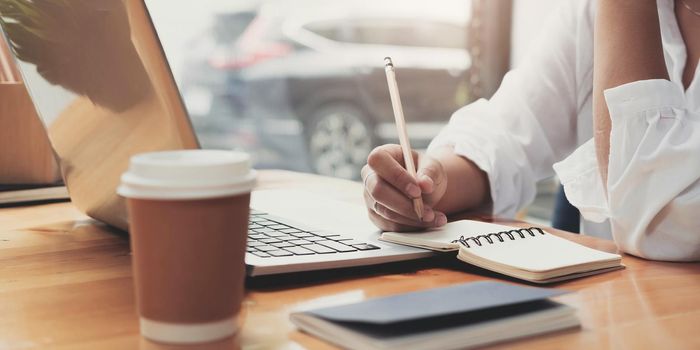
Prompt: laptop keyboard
<box><xmin>247</xmin><ymin>210</ymin><xmax>381</xmax><ymax>258</ymax></box>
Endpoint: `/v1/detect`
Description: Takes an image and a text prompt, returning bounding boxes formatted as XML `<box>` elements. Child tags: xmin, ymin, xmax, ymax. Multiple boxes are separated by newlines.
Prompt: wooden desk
<box><xmin>1</xmin><ymin>170</ymin><xmax>699</xmax><ymax>349</ymax></box>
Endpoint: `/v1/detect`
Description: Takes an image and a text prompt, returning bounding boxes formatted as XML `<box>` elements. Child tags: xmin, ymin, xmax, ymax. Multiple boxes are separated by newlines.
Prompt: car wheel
<box><xmin>306</xmin><ymin>103</ymin><xmax>375</xmax><ymax>180</ymax></box>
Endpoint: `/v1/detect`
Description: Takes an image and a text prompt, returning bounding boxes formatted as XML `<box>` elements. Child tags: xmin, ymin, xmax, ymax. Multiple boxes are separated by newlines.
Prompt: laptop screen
<box><xmin>0</xmin><ymin>0</ymin><xmax>198</xmax><ymax>229</ymax></box>
<box><xmin>1</xmin><ymin>0</ymin><xmax>154</xmax><ymax>127</ymax></box>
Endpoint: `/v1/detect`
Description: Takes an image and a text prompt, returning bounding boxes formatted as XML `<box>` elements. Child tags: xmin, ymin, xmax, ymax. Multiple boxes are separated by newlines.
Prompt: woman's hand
<box><xmin>361</xmin><ymin>144</ymin><xmax>448</xmax><ymax>232</ymax></box>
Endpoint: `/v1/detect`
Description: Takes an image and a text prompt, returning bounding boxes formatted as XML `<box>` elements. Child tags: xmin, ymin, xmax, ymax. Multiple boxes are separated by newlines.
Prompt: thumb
<box><xmin>416</xmin><ymin>156</ymin><xmax>444</xmax><ymax>195</ymax></box>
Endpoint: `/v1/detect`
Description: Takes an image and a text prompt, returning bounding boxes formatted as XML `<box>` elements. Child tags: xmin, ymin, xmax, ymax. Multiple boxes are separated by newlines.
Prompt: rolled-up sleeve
<box><xmin>429</xmin><ymin>0</ymin><xmax>589</xmax><ymax>217</ymax></box>
<box><xmin>555</xmin><ymin>79</ymin><xmax>700</xmax><ymax>261</ymax></box>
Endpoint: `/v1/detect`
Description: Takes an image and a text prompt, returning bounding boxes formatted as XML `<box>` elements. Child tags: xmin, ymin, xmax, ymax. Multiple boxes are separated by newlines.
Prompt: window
<box><xmin>146</xmin><ymin>0</ymin><xmax>510</xmax><ymax>181</ymax></box>
<box><xmin>304</xmin><ymin>19</ymin><xmax>467</xmax><ymax>49</ymax></box>
<box><xmin>212</xmin><ymin>12</ymin><xmax>257</xmax><ymax>44</ymax></box>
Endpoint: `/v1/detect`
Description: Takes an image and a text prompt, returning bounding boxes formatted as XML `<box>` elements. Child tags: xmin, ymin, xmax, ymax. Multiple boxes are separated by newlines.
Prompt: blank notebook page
<box><xmin>464</xmin><ymin>232</ymin><xmax>620</xmax><ymax>272</ymax></box>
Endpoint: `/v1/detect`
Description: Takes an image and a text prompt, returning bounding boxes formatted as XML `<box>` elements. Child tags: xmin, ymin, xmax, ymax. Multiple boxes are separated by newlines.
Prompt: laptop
<box><xmin>0</xmin><ymin>0</ymin><xmax>433</xmax><ymax>276</ymax></box>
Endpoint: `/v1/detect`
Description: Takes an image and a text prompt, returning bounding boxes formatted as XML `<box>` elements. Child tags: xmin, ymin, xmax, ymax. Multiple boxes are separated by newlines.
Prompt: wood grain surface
<box><xmin>1</xmin><ymin>170</ymin><xmax>698</xmax><ymax>350</ymax></box>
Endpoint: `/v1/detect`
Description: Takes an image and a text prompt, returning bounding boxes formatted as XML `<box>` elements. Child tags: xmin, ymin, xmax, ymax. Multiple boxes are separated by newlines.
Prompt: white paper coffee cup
<box><xmin>118</xmin><ymin>150</ymin><xmax>256</xmax><ymax>344</ymax></box>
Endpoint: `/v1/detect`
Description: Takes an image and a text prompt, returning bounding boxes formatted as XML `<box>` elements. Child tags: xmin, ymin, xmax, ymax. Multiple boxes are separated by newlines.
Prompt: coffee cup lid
<box><xmin>117</xmin><ymin>150</ymin><xmax>256</xmax><ymax>200</ymax></box>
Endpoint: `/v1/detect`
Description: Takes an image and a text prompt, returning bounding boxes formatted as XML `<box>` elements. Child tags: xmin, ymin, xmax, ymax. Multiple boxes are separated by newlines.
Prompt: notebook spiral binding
<box><xmin>451</xmin><ymin>227</ymin><xmax>545</xmax><ymax>248</ymax></box>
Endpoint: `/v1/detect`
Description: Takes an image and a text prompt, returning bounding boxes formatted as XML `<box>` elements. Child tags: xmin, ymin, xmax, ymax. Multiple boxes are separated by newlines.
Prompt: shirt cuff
<box><xmin>428</xmin><ymin>122</ymin><xmax>503</xmax><ymax>216</ymax></box>
<box><xmin>554</xmin><ymin>79</ymin><xmax>686</xmax><ymax>225</ymax></box>
<box><xmin>601</xmin><ymin>79</ymin><xmax>698</xmax><ymax>260</ymax></box>
<box><xmin>428</xmin><ymin>100</ymin><xmax>533</xmax><ymax>218</ymax></box>
<box><xmin>603</xmin><ymin>79</ymin><xmax>685</xmax><ymax>121</ymax></box>
<box><xmin>553</xmin><ymin>139</ymin><xmax>609</xmax><ymax>223</ymax></box>
<box><xmin>604</xmin><ymin>79</ymin><xmax>686</xmax><ymax>188</ymax></box>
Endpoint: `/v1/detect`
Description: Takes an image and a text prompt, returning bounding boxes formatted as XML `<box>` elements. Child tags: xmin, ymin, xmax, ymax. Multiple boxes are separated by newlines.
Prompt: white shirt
<box><xmin>428</xmin><ymin>0</ymin><xmax>700</xmax><ymax>261</ymax></box>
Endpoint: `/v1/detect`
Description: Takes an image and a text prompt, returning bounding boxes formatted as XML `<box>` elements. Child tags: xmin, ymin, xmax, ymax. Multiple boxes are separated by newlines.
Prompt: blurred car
<box><xmin>177</xmin><ymin>6</ymin><xmax>262</xmax><ymax>151</ymax></box>
<box><xmin>180</xmin><ymin>9</ymin><xmax>257</xmax><ymax>121</ymax></box>
<box><xmin>186</xmin><ymin>0</ymin><xmax>473</xmax><ymax>179</ymax></box>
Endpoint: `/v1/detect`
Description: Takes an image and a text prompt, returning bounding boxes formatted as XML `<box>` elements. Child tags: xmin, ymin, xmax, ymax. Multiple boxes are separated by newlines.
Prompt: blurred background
<box><xmin>145</xmin><ymin>0</ymin><xmax>563</xmax><ymax>226</ymax></box>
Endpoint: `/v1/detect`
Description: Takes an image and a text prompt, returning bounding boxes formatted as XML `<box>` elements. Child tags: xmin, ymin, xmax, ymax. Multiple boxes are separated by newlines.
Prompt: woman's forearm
<box><xmin>593</xmin><ymin>0</ymin><xmax>668</xmax><ymax>187</ymax></box>
<box><xmin>431</xmin><ymin>146</ymin><xmax>490</xmax><ymax>214</ymax></box>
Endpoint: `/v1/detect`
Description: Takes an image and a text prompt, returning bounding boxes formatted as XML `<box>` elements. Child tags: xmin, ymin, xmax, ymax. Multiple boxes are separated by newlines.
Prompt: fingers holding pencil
<box><xmin>362</xmin><ymin>144</ymin><xmax>448</xmax><ymax>231</ymax></box>
<box><xmin>364</xmin><ymin>145</ymin><xmax>447</xmax><ymax>208</ymax></box>
<box><xmin>367</xmin><ymin>145</ymin><xmax>421</xmax><ymax>198</ymax></box>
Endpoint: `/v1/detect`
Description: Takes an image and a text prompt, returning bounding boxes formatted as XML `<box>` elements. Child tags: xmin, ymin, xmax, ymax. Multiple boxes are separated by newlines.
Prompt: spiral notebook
<box><xmin>381</xmin><ymin>220</ymin><xmax>623</xmax><ymax>283</ymax></box>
